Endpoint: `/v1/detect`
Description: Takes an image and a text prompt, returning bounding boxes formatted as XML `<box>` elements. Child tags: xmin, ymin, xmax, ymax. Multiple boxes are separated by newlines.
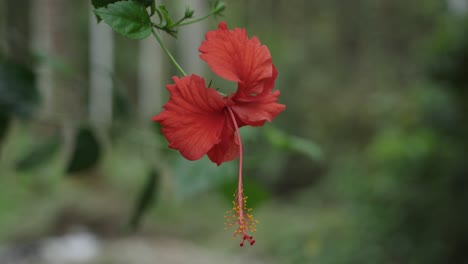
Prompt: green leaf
<box><xmin>91</xmin><ymin>0</ymin><xmax>120</xmax><ymax>9</ymax></box>
<box><xmin>0</xmin><ymin>59</ymin><xmax>38</xmax><ymax>118</ymax></box>
<box><xmin>155</xmin><ymin>5</ymin><xmax>174</xmax><ymax>27</ymax></box>
<box><xmin>264</xmin><ymin>126</ymin><xmax>323</xmax><ymax>162</ymax></box>
<box><xmin>92</xmin><ymin>0</ymin><xmax>153</xmax><ymax>9</ymax></box>
<box><xmin>173</xmin><ymin>156</ymin><xmax>235</xmax><ymax>199</ymax></box>
<box><xmin>15</xmin><ymin>136</ymin><xmax>60</xmax><ymax>172</ymax></box>
<box><xmin>66</xmin><ymin>127</ymin><xmax>101</xmax><ymax>174</ymax></box>
<box><xmin>128</xmin><ymin>169</ymin><xmax>159</xmax><ymax>230</ymax></box>
<box><xmin>94</xmin><ymin>1</ymin><xmax>152</xmax><ymax>40</ymax></box>
<box><xmin>184</xmin><ymin>6</ymin><xmax>194</xmax><ymax>19</ymax></box>
<box><xmin>149</xmin><ymin>1</ymin><xmax>156</xmax><ymax>16</ymax></box>
<box><xmin>212</xmin><ymin>0</ymin><xmax>226</xmax><ymax>15</ymax></box>
<box><xmin>0</xmin><ymin>111</ymin><xmax>10</xmax><ymax>146</ymax></box>
<box><xmin>91</xmin><ymin>0</ymin><xmax>120</xmax><ymax>22</ymax></box>
<box><xmin>155</xmin><ymin>5</ymin><xmax>177</xmax><ymax>37</ymax></box>
<box><xmin>134</xmin><ymin>0</ymin><xmax>153</xmax><ymax>7</ymax></box>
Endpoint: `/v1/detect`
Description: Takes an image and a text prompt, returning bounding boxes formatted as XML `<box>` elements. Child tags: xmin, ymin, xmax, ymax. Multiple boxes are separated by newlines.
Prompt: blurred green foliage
<box><xmin>15</xmin><ymin>136</ymin><xmax>60</xmax><ymax>171</ymax></box>
<box><xmin>0</xmin><ymin>59</ymin><xmax>38</xmax><ymax>119</ymax></box>
<box><xmin>1</xmin><ymin>1</ymin><xmax>468</xmax><ymax>263</ymax></box>
<box><xmin>66</xmin><ymin>127</ymin><xmax>102</xmax><ymax>174</ymax></box>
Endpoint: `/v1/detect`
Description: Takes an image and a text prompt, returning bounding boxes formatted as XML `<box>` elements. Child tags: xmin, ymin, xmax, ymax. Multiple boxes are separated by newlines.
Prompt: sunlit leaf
<box><xmin>15</xmin><ymin>136</ymin><xmax>61</xmax><ymax>172</ymax></box>
<box><xmin>263</xmin><ymin>126</ymin><xmax>323</xmax><ymax>162</ymax></box>
<box><xmin>94</xmin><ymin>1</ymin><xmax>152</xmax><ymax>39</ymax></box>
<box><xmin>368</xmin><ymin>129</ymin><xmax>436</xmax><ymax>165</ymax></box>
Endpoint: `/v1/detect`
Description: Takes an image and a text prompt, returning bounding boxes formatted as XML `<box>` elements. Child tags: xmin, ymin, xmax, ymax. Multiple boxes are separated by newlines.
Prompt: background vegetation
<box><xmin>1</xmin><ymin>0</ymin><xmax>467</xmax><ymax>263</ymax></box>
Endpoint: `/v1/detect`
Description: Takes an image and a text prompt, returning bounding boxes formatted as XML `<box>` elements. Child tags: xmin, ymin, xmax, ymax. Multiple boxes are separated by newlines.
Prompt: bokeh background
<box><xmin>1</xmin><ymin>0</ymin><xmax>468</xmax><ymax>263</ymax></box>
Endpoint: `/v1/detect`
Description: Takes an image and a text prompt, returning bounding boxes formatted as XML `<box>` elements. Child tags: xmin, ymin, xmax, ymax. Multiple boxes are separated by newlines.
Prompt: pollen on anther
<box><xmin>224</xmin><ymin>189</ymin><xmax>258</xmax><ymax>247</ymax></box>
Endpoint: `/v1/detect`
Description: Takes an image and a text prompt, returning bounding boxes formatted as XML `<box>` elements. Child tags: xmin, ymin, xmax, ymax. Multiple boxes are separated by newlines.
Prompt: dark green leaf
<box><xmin>94</xmin><ymin>1</ymin><xmax>152</xmax><ymax>39</ymax></box>
<box><xmin>128</xmin><ymin>169</ymin><xmax>159</xmax><ymax>230</ymax></box>
<box><xmin>0</xmin><ymin>59</ymin><xmax>38</xmax><ymax>118</ymax></box>
<box><xmin>91</xmin><ymin>0</ymin><xmax>120</xmax><ymax>9</ymax></box>
<box><xmin>91</xmin><ymin>0</ymin><xmax>120</xmax><ymax>22</ymax></box>
<box><xmin>134</xmin><ymin>0</ymin><xmax>153</xmax><ymax>7</ymax></box>
<box><xmin>184</xmin><ymin>6</ymin><xmax>194</xmax><ymax>19</ymax></box>
<box><xmin>92</xmin><ymin>0</ymin><xmax>153</xmax><ymax>9</ymax></box>
<box><xmin>0</xmin><ymin>111</ymin><xmax>10</xmax><ymax>146</ymax></box>
<box><xmin>66</xmin><ymin>127</ymin><xmax>101</xmax><ymax>174</ymax></box>
<box><xmin>149</xmin><ymin>1</ymin><xmax>156</xmax><ymax>16</ymax></box>
<box><xmin>15</xmin><ymin>136</ymin><xmax>60</xmax><ymax>172</ymax></box>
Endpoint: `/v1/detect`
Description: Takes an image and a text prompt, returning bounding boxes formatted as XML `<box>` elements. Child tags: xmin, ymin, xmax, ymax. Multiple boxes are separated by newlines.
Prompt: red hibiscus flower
<box><xmin>153</xmin><ymin>22</ymin><xmax>285</xmax><ymax>246</ymax></box>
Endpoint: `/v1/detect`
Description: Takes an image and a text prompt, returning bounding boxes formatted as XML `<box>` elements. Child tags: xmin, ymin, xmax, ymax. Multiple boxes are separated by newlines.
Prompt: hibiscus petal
<box><xmin>152</xmin><ymin>75</ymin><xmax>227</xmax><ymax>161</ymax></box>
<box><xmin>234</xmin><ymin>65</ymin><xmax>278</xmax><ymax>102</ymax></box>
<box><xmin>207</xmin><ymin>112</ymin><xmax>239</xmax><ymax>166</ymax></box>
<box><xmin>230</xmin><ymin>90</ymin><xmax>286</xmax><ymax>126</ymax></box>
<box><xmin>199</xmin><ymin>22</ymin><xmax>273</xmax><ymax>87</ymax></box>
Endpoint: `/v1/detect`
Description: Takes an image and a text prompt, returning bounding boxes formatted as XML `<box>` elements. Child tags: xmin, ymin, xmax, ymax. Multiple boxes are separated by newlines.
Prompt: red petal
<box><xmin>230</xmin><ymin>65</ymin><xmax>284</xmax><ymax>125</ymax></box>
<box><xmin>230</xmin><ymin>90</ymin><xmax>286</xmax><ymax>126</ymax></box>
<box><xmin>152</xmin><ymin>75</ymin><xmax>227</xmax><ymax>161</ymax></box>
<box><xmin>207</xmin><ymin>111</ymin><xmax>239</xmax><ymax>166</ymax></box>
<box><xmin>199</xmin><ymin>22</ymin><xmax>273</xmax><ymax>87</ymax></box>
<box><xmin>234</xmin><ymin>65</ymin><xmax>278</xmax><ymax>103</ymax></box>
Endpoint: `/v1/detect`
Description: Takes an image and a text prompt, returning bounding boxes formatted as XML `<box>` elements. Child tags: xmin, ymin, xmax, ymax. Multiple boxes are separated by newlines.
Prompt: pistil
<box><xmin>225</xmin><ymin>107</ymin><xmax>258</xmax><ymax>246</ymax></box>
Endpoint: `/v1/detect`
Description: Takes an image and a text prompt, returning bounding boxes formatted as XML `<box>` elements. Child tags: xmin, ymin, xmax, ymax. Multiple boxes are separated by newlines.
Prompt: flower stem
<box><xmin>151</xmin><ymin>28</ymin><xmax>187</xmax><ymax>77</ymax></box>
<box><xmin>176</xmin><ymin>12</ymin><xmax>215</xmax><ymax>27</ymax></box>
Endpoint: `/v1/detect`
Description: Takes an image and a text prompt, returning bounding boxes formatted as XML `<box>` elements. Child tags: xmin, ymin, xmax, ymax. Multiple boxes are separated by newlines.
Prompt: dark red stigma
<box><xmin>240</xmin><ymin>234</ymin><xmax>255</xmax><ymax>247</ymax></box>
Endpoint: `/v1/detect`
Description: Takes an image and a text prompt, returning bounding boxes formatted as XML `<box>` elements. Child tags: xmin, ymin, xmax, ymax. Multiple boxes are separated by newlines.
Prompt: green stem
<box><xmin>176</xmin><ymin>12</ymin><xmax>215</xmax><ymax>27</ymax></box>
<box><xmin>151</xmin><ymin>28</ymin><xmax>187</xmax><ymax>77</ymax></box>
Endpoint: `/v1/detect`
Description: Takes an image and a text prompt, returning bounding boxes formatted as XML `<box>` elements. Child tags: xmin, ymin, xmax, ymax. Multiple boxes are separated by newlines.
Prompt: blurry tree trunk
<box><xmin>336</xmin><ymin>0</ymin><xmax>362</xmax><ymax>77</ymax></box>
<box><xmin>137</xmin><ymin>0</ymin><xmax>176</xmax><ymax>205</ymax></box>
<box><xmin>32</xmin><ymin>0</ymin><xmax>88</xmax><ymax>168</ymax></box>
<box><xmin>31</xmin><ymin>0</ymin><xmax>53</xmax><ymax>118</ymax></box>
<box><xmin>48</xmin><ymin>0</ymin><xmax>86</xmax><ymax>122</ymax></box>
<box><xmin>89</xmin><ymin>6</ymin><xmax>113</xmax><ymax>127</ymax></box>
<box><xmin>138</xmin><ymin>33</ymin><xmax>163</xmax><ymax>123</ymax></box>
<box><xmin>447</xmin><ymin>0</ymin><xmax>468</xmax><ymax>15</ymax></box>
<box><xmin>177</xmin><ymin>0</ymin><xmax>208</xmax><ymax>75</ymax></box>
<box><xmin>5</xmin><ymin>0</ymin><xmax>32</xmax><ymax>65</ymax></box>
<box><xmin>114</xmin><ymin>37</ymin><xmax>139</xmax><ymax>113</ymax></box>
<box><xmin>0</xmin><ymin>0</ymin><xmax>7</xmax><ymax>55</ymax></box>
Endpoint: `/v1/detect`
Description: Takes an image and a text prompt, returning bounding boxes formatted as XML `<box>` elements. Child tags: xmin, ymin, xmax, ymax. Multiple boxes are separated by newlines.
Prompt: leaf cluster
<box><xmin>91</xmin><ymin>0</ymin><xmax>226</xmax><ymax>40</ymax></box>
